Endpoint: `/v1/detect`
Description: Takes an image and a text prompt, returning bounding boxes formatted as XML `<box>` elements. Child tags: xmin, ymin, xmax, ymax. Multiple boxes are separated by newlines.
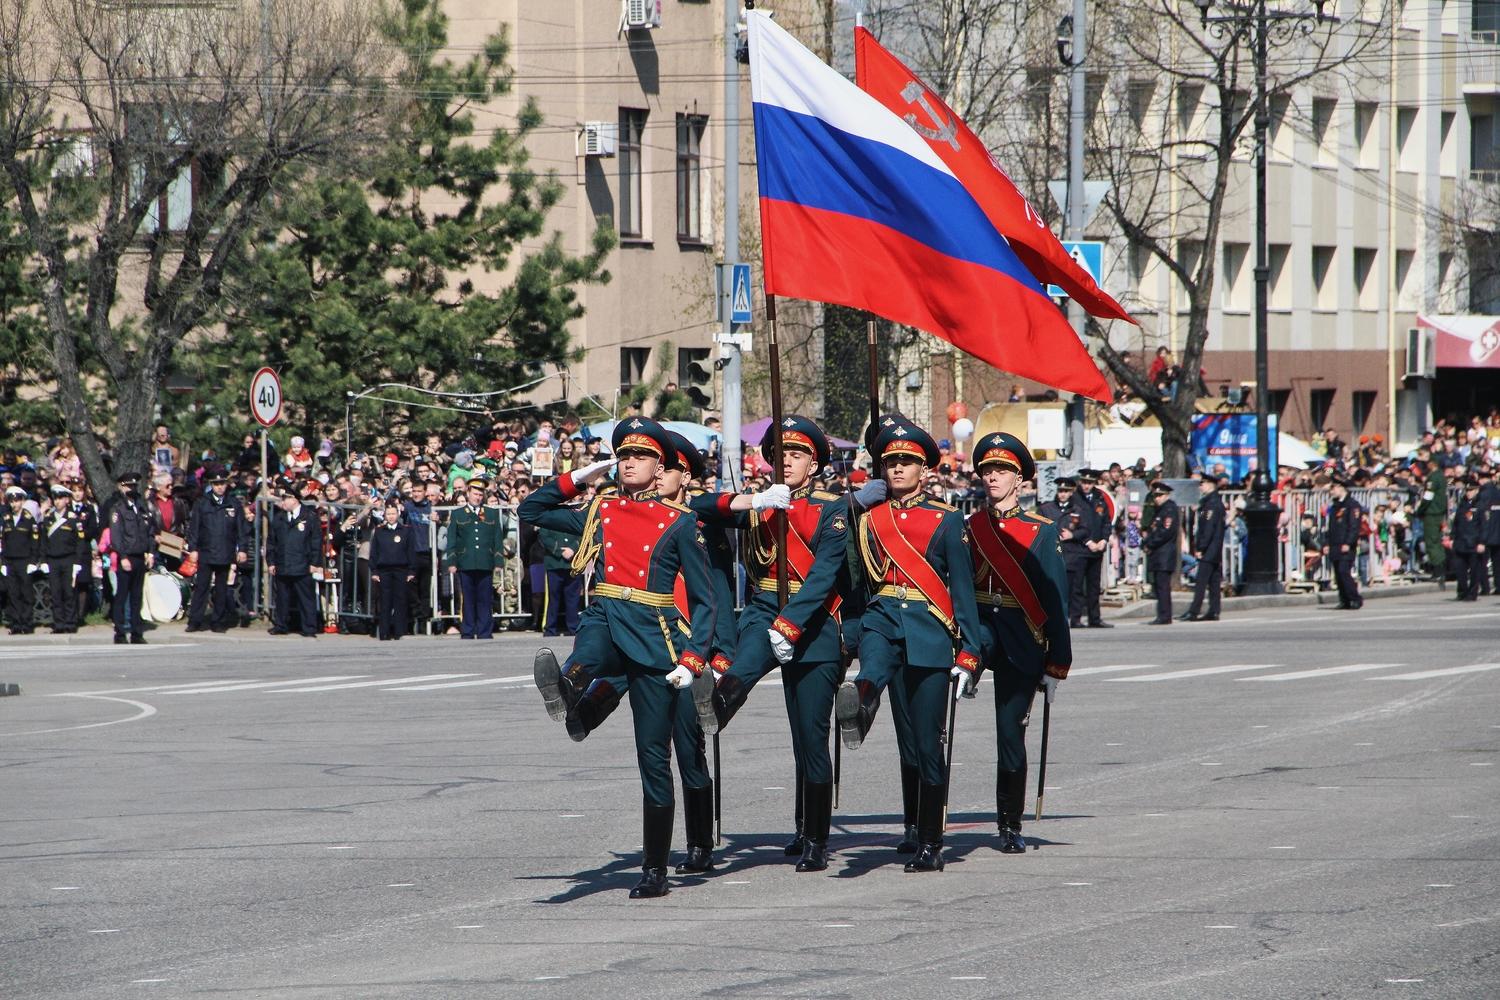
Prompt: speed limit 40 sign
<box><xmin>250</xmin><ymin>367</ymin><xmax>283</xmax><ymax>427</ymax></box>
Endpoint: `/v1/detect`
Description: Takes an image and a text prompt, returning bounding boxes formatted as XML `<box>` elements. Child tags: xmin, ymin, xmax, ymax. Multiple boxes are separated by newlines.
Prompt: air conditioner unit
<box><xmin>1405</xmin><ymin>325</ymin><xmax>1436</xmax><ymax>379</ymax></box>
<box><xmin>624</xmin><ymin>0</ymin><xmax>662</xmax><ymax>30</ymax></box>
<box><xmin>579</xmin><ymin>122</ymin><xmax>617</xmax><ymax>157</ymax></box>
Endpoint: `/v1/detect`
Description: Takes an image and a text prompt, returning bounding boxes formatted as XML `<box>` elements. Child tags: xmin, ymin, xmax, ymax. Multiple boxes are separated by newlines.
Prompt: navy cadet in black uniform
<box><xmin>690</xmin><ymin>416</ymin><xmax>849</xmax><ymax>873</ymax></box>
<box><xmin>836</xmin><ymin>415</ymin><xmax>983</xmax><ymax>873</ymax></box>
<box><xmin>1143</xmin><ymin>480</ymin><xmax>1180</xmax><ymax>625</ymax></box>
<box><xmin>370</xmin><ymin>500</ymin><xmax>418</xmax><ymax>639</ymax></box>
<box><xmin>1323</xmin><ymin>476</ymin><xmax>1364</xmax><ymax>610</ymax></box>
<box><xmin>966</xmin><ymin>433</ymin><xmax>1072</xmax><ymax>853</ymax></box>
<box><xmin>185</xmin><ymin>471</ymin><xmax>248</xmax><ymax>633</ymax></box>
<box><xmin>1448</xmin><ymin>475</ymin><xmax>1485</xmax><ymax>602</ymax></box>
<box><xmin>1181</xmin><ymin>472</ymin><xmax>1226</xmax><ymax>621</ymax></box>
<box><xmin>266</xmin><ymin>489</ymin><xmax>322</xmax><ymax>636</ymax></box>
<box><xmin>3</xmin><ymin>485</ymin><xmax>41</xmax><ymax>633</ymax></box>
<box><xmin>41</xmin><ymin>485</ymin><xmax>88</xmax><ymax>634</ymax></box>
<box><xmin>521</xmin><ymin>417</ymin><xmax>718</xmax><ymax>899</ymax></box>
<box><xmin>105</xmin><ymin>472</ymin><xmax>159</xmax><ymax>644</ymax></box>
<box><xmin>1070</xmin><ymin>470</ymin><xmax>1113</xmax><ymax>628</ymax></box>
<box><xmin>1477</xmin><ymin>467</ymin><xmax>1500</xmax><ymax>596</ymax></box>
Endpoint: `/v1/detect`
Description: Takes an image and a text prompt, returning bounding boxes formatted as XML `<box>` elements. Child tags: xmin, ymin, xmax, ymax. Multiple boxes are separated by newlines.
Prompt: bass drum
<box><xmin>143</xmin><ymin>569</ymin><xmax>185</xmax><ymax>623</ymax></box>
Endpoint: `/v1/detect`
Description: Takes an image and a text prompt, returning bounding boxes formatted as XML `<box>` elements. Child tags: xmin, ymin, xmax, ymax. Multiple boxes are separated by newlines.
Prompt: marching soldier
<box><xmin>445</xmin><ymin>478</ymin><xmax>505</xmax><ymax>639</ymax></box>
<box><xmin>1068</xmin><ymin>470</ymin><xmax>1113</xmax><ymax>628</ymax></box>
<box><xmin>266</xmin><ymin>489</ymin><xmax>322</xmax><ymax>636</ymax></box>
<box><xmin>369</xmin><ymin>501</ymin><xmax>418</xmax><ymax>639</ymax></box>
<box><xmin>966</xmin><ymin>433</ymin><xmax>1071</xmax><ymax>853</ymax></box>
<box><xmin>520</xmin><ymin>417</ymin><xmax>718</xmax><ymax>899</ymax></box>
<box><xmin>105</xmin><ymin>472</ymin><xmax>159</xmax><ymax>645</ymax></box>
<box><xmin>1448</xmin><ymin>475</ymin><xmax>1485</xmax><ymax>602</ymax></box>
<box><xmin>185</xmin><ymin>471</ymin><xmax>248</xmax><ymax>633</ymax></box>
<box><xmin>835</xmin><ymin>415</ymin><xmax>982</xmax><ymax>873</ymax></box>
<box><xmin>1180</xmin><ymin>473</ymin><xmax>1225</xmax><ymax>621</ymax></box>
<box><xmin>2</xmin><ymin>486</ymin><xmax>40</xmax><ymax>634</ymax></box>
<box><xmin>690</xmin><ymin>416</ymin><xmax>848</xmax><ymax>873</ymax></box>
<box><xmin>41</xmin><ymin>485</ymin><xmax>88</xmax><ymax>634</ymax></box>
<box><xmin>1143</xmin><ymin>481</ymin><xmax>1180</xmax><ymax>625</ymax></box>
<box><xmin>1323</xmin><ymin>476</ymin><xmax>1364</xmax><ymax>610</ymax></box>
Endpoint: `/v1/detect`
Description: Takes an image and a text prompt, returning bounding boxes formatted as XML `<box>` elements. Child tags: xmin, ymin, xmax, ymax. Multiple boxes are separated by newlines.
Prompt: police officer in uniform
<box><xmin>1038</xmin><ymin>477</ymin><xmax>1074</xmax><ymax>524</ymax></box>
<box><xmin>2</xmin><ymin>486</ymin><xmax>40</xmax><ymax>633</ymax></box>
<box><xmin>70</xmin><ymin>480</ymin><xmax>100</xmax><ymax>625</ymax></box>
<box><xmin>836</xmin><ymin>415</ymin><xmax>983</xmax><ymax>873</ymax></box>
<box><xmin>1475</xmin><ymin>467</ymin><xmax>1500</xmax><ymax>596</ymax></box>
<box><xmin>966</xmin><ymin>433</ymin><xmax>1071</xmax><ymax>853</ymax></box>
<box><xmin>1323</xmin><ymin>476</ymin><xmax>1364</xmax><ymax>610</ymax></box>
<box><xmin>446</xmin><ymin>478</ymin><xmax>505</xmax><ymax>639</ymax></box>
<box><xmin>266</xmin><ymin>489</ymin><xmax>322</xmax><ymax>636</ymax></box>
<box><xmin>1448</xmin><ymin>475</ymin><xmax>1485</xmax><ymax>602</ymax></box>
<box><xmin>690</xmin><ymin>416</ymin><xmax>848</xmax><ymax>873</ymax></box>
<box><xmin>42</xmin><ymin>485</ymin><xmax>88</xmax><ymax>634</ymax></box>
<box><xmin>1181</xmin><ymin>473</ymin><xmax>1225</xmax><ymax>621</ymax></box>
<box><xmin>1143</xmin><ymin>480</ymin><xmax>1180</xmax><ymax>625</ymax></box>
<box><xmin>185</xmin><ymin>471</ymin><xmax>248</xmax><ymax>633</ymax></box>
<box><xmin>106</xmin><ymin>472</ymin><xmax>158</xmax><ymax>644</ymax></box>
<box><xmin>521</xmin><ymin>417</ymin><xmax>718</xmax><ymax>898</ymax></box>
<box><xmin>370</xmin><ymin>500</ymin><xmax>417</xmax><ymax>638</ymax></box>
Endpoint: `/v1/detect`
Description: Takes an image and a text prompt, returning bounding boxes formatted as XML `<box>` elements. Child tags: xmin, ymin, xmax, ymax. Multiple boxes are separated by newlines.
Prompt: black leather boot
<box><xmin>784</xmin><ymin>773</ymin><xmax>806</xmax><ymax>855</ymax></box>
<box><xmin>896</xmin><ymin>763</ymin><xmax>921</xmax><ymax>854</ymax></box>
<box><xmin>534</xmin><ymin>648</ymin><xmax>588</xmax><ymax>722</ymax></box>
<box><xmin>835</xmin><ymin>679</ymin><xmax>881</xmax><ymax>749</ymax></box>
<box><xmin>631</xmin><ymin>802</ymin><xmax>674</xmax><ymax>898</ymax></box>
<box><xmin>713</xmin><ymin>673</ymin><xmax>749</xmax><ymax>733</ymax></box>
<box><xmin>997</xmin><ymin>769</ymin><xmax>1028</xmax><ymax>854</ymax></box>
<box><xmin>676</xmin><ymin>785</ymin><xmax>715</xmax><ymax>874</ymax></box>
<box><xmin>796</xmin><ymin>780</ymin><xmax>833</xmax><ymax>872</ymax></box>
<box><xmin>565</xmin><ymin>679</ymin><xmax>621</xmax><ymax>743</ymax></box>
<box><xmin>904</xmin><ymin>781</ymin><xmax>946</xmax><ymax>872</ymax></box>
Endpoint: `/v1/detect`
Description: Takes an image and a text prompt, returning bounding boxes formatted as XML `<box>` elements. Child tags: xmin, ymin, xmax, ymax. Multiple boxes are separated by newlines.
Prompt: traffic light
<box><xmin>681</xmin><ymin>348</ymin><xmax>714</xmax><ymax>409</ymax></box>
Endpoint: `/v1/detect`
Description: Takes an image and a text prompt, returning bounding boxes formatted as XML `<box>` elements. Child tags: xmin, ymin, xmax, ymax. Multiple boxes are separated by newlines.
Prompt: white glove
<box><xmin>665</xmin><ymin>664</ymin><xmax>696</xmax><ymax>689</ymax></box>
<box><xmin>27</xmin><ymin>564</ymin><xmax>38</xmax><ymax>575</ymax></box>
<box><xmin>73</xmin><ymin>565</ymin><xmax>83</xmax><ymax>583</ymax></box>
<box><xmin>0</xmin><ymin>565</ymin><xmax>6</xmax><ymax>576</ymax></box>
<box><xmin>38</xmin><ymin>564</ymin><xmax>49</xmax><ymax>575</ymax></box>
<box><xmin>1040</xmin><ymin>675</ymin><xmax>1060</xmax><ymax>704</ymax></box>
<box><xmin>851</xmin><ymin>479</ymin><xmax>888</xmax><ymax>509</ymax></box>
<box><xmin>752</xmin><ymin>484</ymin><xmax>792</xmax><ymax>511</ymax></box>
<box><xmin>950</xmin><ymin>665</ymin><xmax>975</xmax><ymax>698</ymax></box>
<box><xmin>767</xmin><ymin>628</ymin><xmax>794</xmax><ymax>664</ymax></box>
<box><xmin>570</xmin><ymin>459</ymin><xmax>616</xmax><ymax>488</ymax></box>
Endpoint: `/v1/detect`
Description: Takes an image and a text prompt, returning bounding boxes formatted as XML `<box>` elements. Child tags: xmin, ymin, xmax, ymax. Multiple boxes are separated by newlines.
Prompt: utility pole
<box><xmin>1062</xmin><ymin>0</ymin><xmax>1088</xmax><ymax>465</ymax></box>
<box><xmin>720</xmin><ymin>0</ymin><xmax>743</xmax><ymax>489</ymax></box>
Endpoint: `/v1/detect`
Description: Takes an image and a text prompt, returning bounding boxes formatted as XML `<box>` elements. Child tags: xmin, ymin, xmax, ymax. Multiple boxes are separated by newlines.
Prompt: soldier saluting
<box><xmin>836</xmin><ymin>415</ymin><xmax>982</xmax><ymax>873</ymax></box>
<box><xmin>41</xmin><ymin>485</ymin><xmax>89</xmax><ymax>634</ymax></box>
<box><xmin>520</xmin><ymin>417</ymin><xmax>718</xmax><ymax>899</ymax></box>
<box><xmin>690</xmin><ymin>415</ymin><xmax>848</xmax><ymax>873</ymax></box>
<box><xmin>966</xmin><ymin>433</ymin><xmax>1071</xmax><ymax>853</ymax></box>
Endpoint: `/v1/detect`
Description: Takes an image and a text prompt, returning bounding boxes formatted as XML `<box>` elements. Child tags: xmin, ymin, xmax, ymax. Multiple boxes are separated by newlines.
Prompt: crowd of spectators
<box><xmin>2</xmin><ymin>405</ymin><xmax>1498</xmax><ymax>634</ymax></box>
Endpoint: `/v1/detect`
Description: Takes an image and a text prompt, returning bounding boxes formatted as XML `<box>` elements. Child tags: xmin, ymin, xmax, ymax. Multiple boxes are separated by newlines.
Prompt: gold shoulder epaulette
<box><xmin>812</xmin><ymin>490</ymin><xmax>841</xmax><ymax>502</ymax></box>
<box><xmin>1024</xmin><ymin>511</ymin><xmax>1053</xmax><ymax>524</ymax></box>
<box><xmin>925</xmin><ymin>499</ymin><xmax>957</xmax><ymax>512</ymax></box>
<box><xmin>659</xmin><ymin>497</ymin><xmax>691</xmax><ymax>513</ymax></box>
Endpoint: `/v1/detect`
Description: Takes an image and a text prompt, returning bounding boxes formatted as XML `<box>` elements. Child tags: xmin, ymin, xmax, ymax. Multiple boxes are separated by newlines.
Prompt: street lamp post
<box><xmin>1195</xmin><ymin>0</ymin><xmax>1334</xmax><ymax>594</ymax></box>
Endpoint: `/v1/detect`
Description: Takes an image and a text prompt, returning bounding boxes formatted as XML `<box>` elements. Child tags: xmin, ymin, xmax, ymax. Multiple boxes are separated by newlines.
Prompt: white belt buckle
<box><xmin>894</xmin><ymin>584</ymin><xmax>908</xmax><ymax>600</ymax></box>
<box><xmin>620</xmin><ymin>586</ymin><xmax>634</xmax><ymax>601</ymax></box>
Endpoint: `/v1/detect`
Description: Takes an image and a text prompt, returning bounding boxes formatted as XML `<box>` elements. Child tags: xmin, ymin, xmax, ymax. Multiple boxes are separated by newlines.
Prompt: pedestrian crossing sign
<box><xmin>730</xmin><ymin>263</ymin><xmax>753</xmax><ymax>324</ymax></box>
<box><xmin>1046</xmin><ymin>241</ymin><xmax>1103</xmax><ymax>300</ymax></box>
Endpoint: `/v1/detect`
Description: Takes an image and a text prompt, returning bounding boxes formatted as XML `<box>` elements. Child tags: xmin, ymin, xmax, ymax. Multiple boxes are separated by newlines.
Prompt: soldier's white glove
<box><xmin>752</xmin><ymin>484</ymin><xmax>792</xmax><ymax>511</ymax></box>
<box><xmin>73</xmin><ymin>565</ymin><xmax>83</xmax><ymax>583</ymax></box>
<box><xmin>1</xmin><ymin>565</ymin><xmax>6</xmax><ymax>577</ymax></box>
<box><xmin>665</xmin><ymin>664</ymin><xmax>696</xmax><ymax>689</ymax></box>
<box><xmin>27</xmin><ymin>564</ymin><xmax>38</xmax><ymax>575</ymax></box>
<box><xmin>38</xmin><ymin>564</ymin><xmax>49</xmax><ymax>575</ymax></box>
<box><xmin>950</xmin><ymin>664</ymin><xmax>975</xmax><ymax>698</ymax></box>
<box><xmin>767</xmin><ymin>628</ymin><xmax>794</xmax><ymax>664</ymax></box>
<box><xmin>851</xmin><ymin>479</ymin><xmax>888</xmax><ymax>509</ymax></box>
<box><xmin>1040</xmin><ymin>675</ymin><xmax>1060</xmax><ymax>704</ymax></box>
<box><xmin>570</xmin><ymin>459</ymin><xmax>615</xmax><ymax>489</ymax></box>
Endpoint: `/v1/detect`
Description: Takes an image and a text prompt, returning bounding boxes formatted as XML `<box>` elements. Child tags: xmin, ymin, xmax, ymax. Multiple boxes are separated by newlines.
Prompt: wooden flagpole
<box><xmin>767</xmin><ymin>294</ymin><xmax>790</xmax><ymax>607</ymax></box>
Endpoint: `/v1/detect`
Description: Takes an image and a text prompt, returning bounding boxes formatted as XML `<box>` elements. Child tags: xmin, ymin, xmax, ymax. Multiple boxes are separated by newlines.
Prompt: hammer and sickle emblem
<box><xmin>900</xmin><ymin>80</ymin><xmax>960</xmax><ymax>152</ymax></box>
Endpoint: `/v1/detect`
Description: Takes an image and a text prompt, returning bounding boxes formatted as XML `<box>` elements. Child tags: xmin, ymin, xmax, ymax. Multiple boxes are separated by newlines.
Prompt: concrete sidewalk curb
<box><xmin>1108</xmin><ymin>581</ymin><xmax>1443</xmax><ymax>619</ymax></box>
<box><xmin>0</xmin><ymin>627</ymin><xmax>544</xmax><ymax>647</ymax></box>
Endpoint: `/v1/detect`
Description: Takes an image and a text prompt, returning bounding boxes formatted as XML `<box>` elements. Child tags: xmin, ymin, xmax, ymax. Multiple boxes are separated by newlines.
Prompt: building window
<box><xmin>676</xmin><ymin>114</ymin><xmax>706</xmax><ymax>243</ymax></box>
<box><xmin>1268</xmin><ymin>388</ymin><xmax>1291</xmax><ymax>422</ymax></box>
<box><xmin>1309</xmin><ymin>387</ymin><xmax>1336</xmax><ymax>432</ymax></box>
<box><xmin>1474</xmin><ymin>0</ymin><xmax>1500</xmax><ymax>37</ymax></box>
<box><xmin>1395</xmin><ymin>249</ymin><xmax>1417</xmax><ymax>310</ymax></box>
<box><xmin>619</xmin><ymin>108</ymin><xmax>647</xmax><ymax>239</ymax></box>
<box><xmin>1269</xmin><ymin>94</ymin><xmax>1293</xmax><ymax>162</ymax></box>
<box><xmin>1311</xmin><ymin>97</ymin><xmax>1337</xmax><ymax>167</ymax></box>
<box><xmin>1354</xmin><ymin>101</ymin><xmax>1379</xmax><ymax>169</ymax></box>
<box><xmin>1353</xmin><ymin>247</ymin><xmax>1378</xmax><ymax>310</ymax></box>
<box><xmin>1175</xmin><ymin>239</ymin><xmax>1203</xmax><ymax>310</ymax></box>
<box><xmin>1312</xmin><ymin>245</ymin><xmax>1337</xmax><ymax>311</ymax></box>
<box><xmin>1472</xmin><ymin>110</ymin><xmax>1500</xmax><ymax>174</ymax></box>
<box><xmin>1396</xmin><ymin>106</ymin><xmax>1419</xmax><ymax>172</ymax></box>
<box><xmin>1352</xmin><ymin>390</ymin><xmax>1377</xmax><ymax>434</ymax></box>
<box><xmin>1441</xmin><ymin>111</ymin><xmax>1457</xmax><ymax>177</ymax></box>
<box><xmin>1268</xmin><ymin>243</ymin><xmax>1292</xmax><ymax>310</ymax></box>
<box><xmin>620</xmin><ymin>346</ymin><xmax>650</xmax><ymax>396</ymax></box>
<box><xmin>1222</xmin><ymin>242</ymin><xmax>1250</xmax><ymax>312</ymax></box>
<box><xmin>1128</xmin><ymin>79</ymin><xmax>1156</xmax><ymax>132</ymax></box>
<box><xmin>126</xmin><ymin>103</ymin><xmax>224</xmax><ymax>235</ymax></box>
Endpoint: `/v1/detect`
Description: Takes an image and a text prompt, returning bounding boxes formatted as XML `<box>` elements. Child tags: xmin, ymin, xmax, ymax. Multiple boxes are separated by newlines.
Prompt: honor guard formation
<box><xmin>519</xmin><ymin>414</ymin><xmax>1073</xmax><ymax>897</ymax></box>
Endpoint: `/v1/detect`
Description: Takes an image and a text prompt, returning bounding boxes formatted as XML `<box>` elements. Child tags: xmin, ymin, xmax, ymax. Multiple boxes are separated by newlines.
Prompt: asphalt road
<box><xmin>2</xmin><ymin>592</ymin><xmax>1498</xmax><ymax>999</ymax></box>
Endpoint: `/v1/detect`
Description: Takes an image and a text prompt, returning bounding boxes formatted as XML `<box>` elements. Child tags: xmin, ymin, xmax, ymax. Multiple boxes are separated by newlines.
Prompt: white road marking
<box><xmin>950</xmin><ymin>976</ymin><xmax>988</xmax><ymax>981</ymax></box>
<box><xmin>132</xmin><ymin>979</ymin><xmax>168</xmax><ymax>983</ymax></box>
<box><xmin>269</xmin><ymin>674</ymin><xmax>478</xmax><ymax>692</ymax></box>
<box><xmin>725</xmin><ymin>880</ymin><xmax>751</xmax><ymax>885</ymax></box>
<box><xmin>1471</xmin><ymin>762</ymin><xmax>1495</xmax><ymax>767</ymax></box>
<box><xmin>1269</xmin><ymin>846</ymin><xmax>1297</xmax><ymax>850</ymax></box>
<box><xmin>64</xmin><ymin>679</ymin><xmax>255</xmax><ymax>695</ymax></box>
<box><xmin>1105</xmin><ymin>742</ymin><xmax>1124</xmax><ymax>746</ymax></box>
<box><xmin>1316</xmin><ymin>786</ymin><xmax>1342</xmax><ymax>790</ymax></box>
<box><xmin>159</xmin><ymin>676</ymin><xmax>367</xmax><ymax>695</ymax></box>
<box><xmin>454</xmin><ymin>925</ymin><xmax>484</xmax><ymax>929</ymax></box>
<box><xmin>326</xmin><ymin>845</ymin><xmax>355</xmax><ymax>850</ymax></box>
<box><xmin>384</xmin><ymin>675</ymin><xmax>531</xmax><ymax>691</ymax></box>
<box><xmin>1067</xmin><ymin>663</ymin><xmax>1160</xmax><ymax>677</ymax></box>
<box><xmin>1436</xmin><ymin>612</ymin><xmax>1500</xmax><ymax>621</ymax></box>
<box><xmin>386</xmin><ymin>883</ymin><xmax>415</xmax><ymax>888</ymax></box>
<box><xmin>1240</xmin><ymin>663</ymin><xmax>1404</xmax><ymax>682</ymax></box>
<box><xmin>1354</xmin><ymin>742</ymin><xmax>1374</xmax><ymax>747</ymax></box>
<box><xmin>0</xmin><ymin>644</ymin><xmax>200</xmax><ymax>660</ymax></box>
<box><xmin>3</xmin><ymin>695</ymin><xmax>157</xmax><ymax>737</ymax></box>
<box><xmin>535</xmin><ymin>976</ymin><xmax>563</xmax><ymax>981</ymax></box>
<box><xmin>89</xmin><ymin>929</ymin><xmax>121</xmax><ymax>934</ymax></box>
<box><xmin>1375</xmin><ymin>662</ymin><xmax>1500</xmax><ymax>681</ymax></box>
<box><xmin>1199</xmin><ymin>762</ymin><xmax>1223</xmax><ymax>767</ymax></box>
<box><xmin>1062</xmin><ymin>882</ymin><xmax>1092</xmax><ymax>886</ymax></box>
<box><xmin>52</xmin><ymin>886</ymin><xmax>80</xmax><ymax>890</ymax></box>
<box><xmin>1107</xmin><ymin>664</ymin><xmax>1280</xmax><ymax>682</ymax></box>
<box><xmin>764</xmin><ymin>786</ymin><xmax>786</xmax><ymax>791</ymax></box>
<box><xmin>823</xmin><ymin>923</ymin><xmax>854</xmax><ymax>928</ymax></box>
<box><xmin>1252</xmin><ymin>725</ymin><xmax>1270</xmax><ymax>729</ymax></box>
<box><xmin>1385</xmin><ymin>979</ymin><xmax>1424</xmax><ymax>984</ymax></box>
<box><xmin>1425</xmin><ymin>884</ymin><xmax>1454</xmax><ymax>888</ymax></box>
<box><xmin>1143</xmin><ymin>813</ymin><xmax>1169</xmax><ymax>817</ymax></box>
<box><xmin>558</xmin><ymin>814</ymin><xmax>584</xmax><ymax>819</ymax></box>
<box><xmin>1205</xmin><ymin>925</ymin><xmax>1238</xmax><ymax>929</ymax></box>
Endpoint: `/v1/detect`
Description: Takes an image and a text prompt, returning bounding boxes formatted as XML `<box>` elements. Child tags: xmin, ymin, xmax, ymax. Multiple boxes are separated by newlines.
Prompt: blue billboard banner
<box><xmin>1190</xmin><ymin>414</ymin><xmax>1277</xmax><ymax>481</ymax></box>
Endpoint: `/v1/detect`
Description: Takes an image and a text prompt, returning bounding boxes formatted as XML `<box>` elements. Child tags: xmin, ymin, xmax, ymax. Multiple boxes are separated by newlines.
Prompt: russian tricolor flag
<box><xmin>748</xmin><ymin>12</ymin><xmax>1113</xmax><ymax>402</ymax></box>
